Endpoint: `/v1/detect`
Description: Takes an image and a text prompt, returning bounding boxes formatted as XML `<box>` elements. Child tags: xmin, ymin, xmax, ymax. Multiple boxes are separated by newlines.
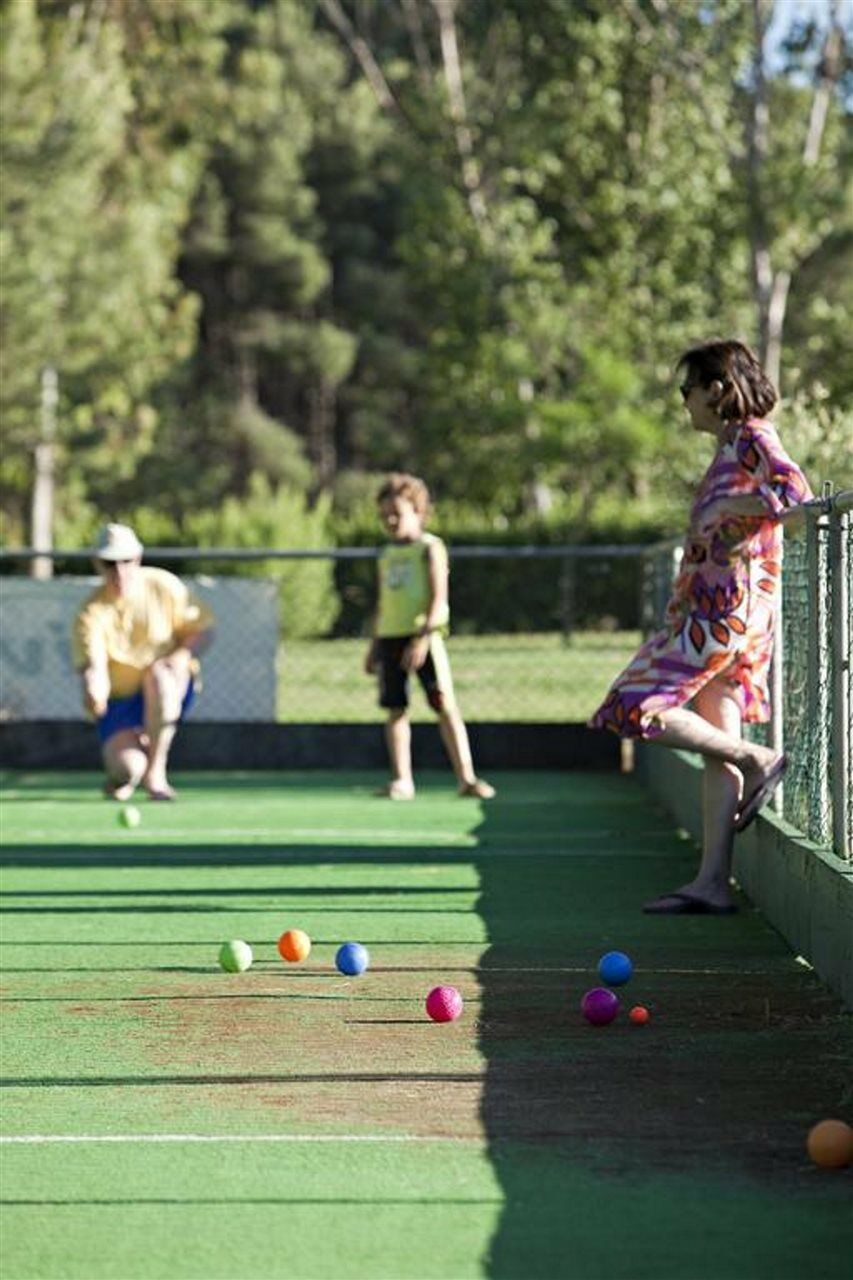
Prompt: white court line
<box><xmin>0</xmin><ymin>1133</ymin><xmax>479</xmax><ymax>1145</ymax></box>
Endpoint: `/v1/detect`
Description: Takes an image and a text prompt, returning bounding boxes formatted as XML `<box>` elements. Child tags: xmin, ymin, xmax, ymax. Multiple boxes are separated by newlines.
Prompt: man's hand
<box><xmin>402</xmin><ymin>635</ymin><xmax>430</xmax><ymax>672</ymax></box>
<box><xmin>82</xmin><ymin>667</ymin><xmax>110</xmax><ymax>719</ymax></box>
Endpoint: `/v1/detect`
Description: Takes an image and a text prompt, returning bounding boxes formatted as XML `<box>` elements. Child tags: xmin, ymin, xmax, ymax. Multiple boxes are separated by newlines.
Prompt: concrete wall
<box><xmin>0</xmin><ymin>720</ymin><xmax>620</xmax><ymax>772</ymax></box>
<box><xmin>637</xmin><ymin>744</ymin><xmax>853</xmax><ymax>1009</ymax></box>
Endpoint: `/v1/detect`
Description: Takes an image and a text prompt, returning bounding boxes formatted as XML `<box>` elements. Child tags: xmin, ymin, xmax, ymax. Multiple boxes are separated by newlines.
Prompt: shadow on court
<box><xmin>473</xmin><ymin>774</ymin><xmax>852</xmax><ymax>1280</ymax></box>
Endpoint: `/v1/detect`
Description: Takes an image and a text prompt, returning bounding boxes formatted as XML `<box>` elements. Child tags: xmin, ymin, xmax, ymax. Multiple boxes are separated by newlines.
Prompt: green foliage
<box><xmin>778</xmin><ymin>391</ymin><xmax>853</xmax><ymax>490</ymax></box>
<box><xmin>184</xmin><ymin>476</ymin><xmax>339</xmax><ymax>638</ymax></box>
<box><xmin>0</xmin><ymin>0</ymin><xmax>849</xmax><ymax>549</ymax></box>
<box><xmin>0</xmin><ymin>0</ymin><xmax>226</xmax><ymax>538</ymax></box>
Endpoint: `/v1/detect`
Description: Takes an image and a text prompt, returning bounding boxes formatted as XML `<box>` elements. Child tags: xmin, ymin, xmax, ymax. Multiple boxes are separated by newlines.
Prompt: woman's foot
<box><xmin>642</xmin><ymin>890</ymin><xmax>737</xmax><ymax>915</ymax></box>
<box><xmin>376</xmin><ymin>779</ymin><xmax>416</xmax><ymax>800</ymax></box>
<box><xmin>458</xmin><ymin>778</ymin><xmax>496</xmax><ymax>799</ymax></box>
<box><xmin>735</xmin><ymin>752</ymin><xmax>787</xmax><ymax>832</ymax></box>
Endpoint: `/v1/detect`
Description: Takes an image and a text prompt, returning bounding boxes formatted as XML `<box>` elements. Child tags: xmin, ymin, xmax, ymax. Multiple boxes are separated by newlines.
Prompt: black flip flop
<box><xmin>735</xmin><ymin>754</ymin><xmax>788</xmax><ymax>833</ymax></box>
<box><xmin>642</xmin><ymin>891</ymin><xmax>738</xmax><ymax>916</ymax></box>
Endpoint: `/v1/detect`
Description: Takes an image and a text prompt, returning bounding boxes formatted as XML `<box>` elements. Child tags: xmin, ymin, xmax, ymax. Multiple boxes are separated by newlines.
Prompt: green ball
<box><xmin>119</xmin><ymin>805</ymin><xmax>141</xmax><ymax>828</ymax></box>
<box><xmin>219</xmin><ymin>940</ymin><xmax>253</xmax><ymax>973</ymax></box>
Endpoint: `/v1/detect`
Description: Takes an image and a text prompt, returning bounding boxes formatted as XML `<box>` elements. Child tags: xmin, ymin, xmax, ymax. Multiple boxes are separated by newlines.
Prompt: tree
<box><xmin>0</xmin><ymin>0</ymin><xmax>223</xmax><ymax>540</ymax></box>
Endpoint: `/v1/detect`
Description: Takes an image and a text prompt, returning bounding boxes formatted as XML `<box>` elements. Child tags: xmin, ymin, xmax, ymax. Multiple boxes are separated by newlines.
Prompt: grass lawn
<box><xmin>277</xmin><ymin>630</ymin><xmax>641</xmax><ymax>722</ymax></box>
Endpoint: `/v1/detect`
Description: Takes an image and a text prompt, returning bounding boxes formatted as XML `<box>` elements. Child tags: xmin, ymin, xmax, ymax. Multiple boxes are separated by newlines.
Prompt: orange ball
<box><xmin>629</xmin><ymin>1005</ymin><xmax>650</xmax><ymax>1025</ymax></box>
<box><xmin>277</xmin><ymin>928</ymin><xmax>311</xmax><ymax>963</ymax></box>
<box><xmin>806</xmin><ymin>1119</ymin><xmax>853</xmax><ymax>1169</ymax></box>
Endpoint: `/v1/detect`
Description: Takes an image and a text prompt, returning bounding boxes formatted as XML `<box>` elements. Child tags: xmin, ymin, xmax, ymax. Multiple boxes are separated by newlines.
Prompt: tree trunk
<box><xmin>747</xmin><ymin>0</ymin><xmax>842</xmax><ymax>388</ymax></box>
<box><xmin>432</xmin><ymin>0</ymin><xmax>487</xmax><ymax>226</ymax></box>
<box><xmin>30</xmin><ymin>366</ymin><xmax>58</xmax><ymax>581</ymax></box>
<box><xmin>308</xmin><ymin>376</ymin><xmax>337</xmax><ymax>491</ymax></box>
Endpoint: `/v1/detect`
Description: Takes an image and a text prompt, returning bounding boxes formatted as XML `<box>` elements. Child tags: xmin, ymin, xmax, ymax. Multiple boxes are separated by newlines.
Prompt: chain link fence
<box><xmin>774</xmin><ymin>494</ymin><xmax>851</xmax><ymax>859</ymax></box>
<box><xmin>0</xmin><ymin>544</ymin><xmax>668</xmax><ymax>726</ymax></box>
<box><xmin>1</xmin><ymin>511</ymin><xmax>849</xmax><ymax>860</ymax></box>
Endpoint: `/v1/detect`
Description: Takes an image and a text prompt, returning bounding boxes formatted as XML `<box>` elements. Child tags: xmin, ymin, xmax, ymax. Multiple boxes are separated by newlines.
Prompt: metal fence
<box><xmin>0</xmin><ymin>543</ymin><xmax>669</xmax><ymax>726</ymax></box>
<box><xmin>1</xmin><ymin>511</ymin><xmax>849</xmax><ymax>859</ymax></box>
<box><xmin>770</xmin><ymin>489</ymin><xmax>852</xmax><ymax>860</ymax></box>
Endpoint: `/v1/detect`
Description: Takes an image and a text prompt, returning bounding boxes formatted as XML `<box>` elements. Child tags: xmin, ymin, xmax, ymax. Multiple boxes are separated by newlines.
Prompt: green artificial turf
<box><xmin>1</xmin><ymin>771</ymin><xmax>851</xmax><ymax>1279</ymax></box>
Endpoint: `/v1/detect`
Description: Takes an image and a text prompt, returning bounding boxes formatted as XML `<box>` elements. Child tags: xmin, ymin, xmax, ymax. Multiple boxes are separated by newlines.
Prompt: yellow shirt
<box><xmin>376</xmin><ymin>534</ymin><xmax>450</xmax><ymax>638</ymax></box>
<box><xmin>72</xmin><ymin>567</ymin><xmax>214</xmax><ymax>699</ymax></box>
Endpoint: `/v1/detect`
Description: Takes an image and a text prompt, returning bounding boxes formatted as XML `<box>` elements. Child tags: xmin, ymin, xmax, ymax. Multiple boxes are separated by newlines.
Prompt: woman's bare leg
<box><xmin>676</xmin><ymin>680</ymin><xmax>744</xmax><ymax>907</ymax></box>
<box><xmin>645</xmin><ymin>679</ymin><xmax>778</xmax><ymax>911</ymax></box>
<box><xmin>652</xmin><ymin>703</ymin><xmax>779</xmax><ymax>811</ymax></box>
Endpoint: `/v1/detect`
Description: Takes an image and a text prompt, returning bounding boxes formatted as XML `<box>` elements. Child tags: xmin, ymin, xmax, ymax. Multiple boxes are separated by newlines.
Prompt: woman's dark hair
<box><xmin>677</xmin><ymin>340</ymin><xmax>777</xmax><ymax>421</ymax></box>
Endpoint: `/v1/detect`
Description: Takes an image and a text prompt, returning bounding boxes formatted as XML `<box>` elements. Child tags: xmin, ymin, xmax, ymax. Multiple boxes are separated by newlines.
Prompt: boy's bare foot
<box><xmin>458</xmin><ymin>778</ymin><xmax>496</xmax><ymax>799</ymax></box>
<box><xmin>375</xmin><ymin>780</ymin><xmax>416</xmax><ymax>800</ymax></box>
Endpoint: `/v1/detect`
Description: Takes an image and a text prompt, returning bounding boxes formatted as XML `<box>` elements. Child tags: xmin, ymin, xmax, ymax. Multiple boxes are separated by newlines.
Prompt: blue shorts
<box><xmin>96</xmin><ymin>677</ymin><xmax>196</xmax><ymax>745</ymax></box>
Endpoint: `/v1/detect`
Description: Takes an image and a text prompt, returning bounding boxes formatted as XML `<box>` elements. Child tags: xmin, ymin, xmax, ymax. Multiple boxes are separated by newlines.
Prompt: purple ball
<box><xmin>581</xmin><ymin>987</ymin><xmax>619</xmax><ymax>1026</ymax></box>
<box><xmin>426</xmin><ymin>985</ymin><xmax>463</xmax><ymax>1023</ymax></box>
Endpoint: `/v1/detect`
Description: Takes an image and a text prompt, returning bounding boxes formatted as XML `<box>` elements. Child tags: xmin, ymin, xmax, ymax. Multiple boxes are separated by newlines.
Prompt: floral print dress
<box><xmin>590</xmin><ymin>418</ymin><xmax>812</xmax><ymax>739</ymax></box>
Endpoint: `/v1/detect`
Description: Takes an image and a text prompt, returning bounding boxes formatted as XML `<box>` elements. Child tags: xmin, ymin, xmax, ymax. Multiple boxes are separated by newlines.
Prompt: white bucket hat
<box><xmin>94</xmin><ymin>523</ymin><xmax>144</xmax><ymax>561</ymax></box>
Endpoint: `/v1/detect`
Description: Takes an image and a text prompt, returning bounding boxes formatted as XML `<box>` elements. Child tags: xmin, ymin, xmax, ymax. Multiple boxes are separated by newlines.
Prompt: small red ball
<box><xmin>629</xmin><ymin>1005</ymin><xmax>650</xmax><ymax>1025</ymax></box>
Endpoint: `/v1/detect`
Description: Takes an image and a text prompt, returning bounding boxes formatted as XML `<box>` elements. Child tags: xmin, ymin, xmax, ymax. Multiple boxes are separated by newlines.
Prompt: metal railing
<box><xmin>770</xmin><ymin>487</ymin><xmax>852</xmax><ymax>859</ymax></box>
<box><xmin>1</xmin><ymin>511</ymin><xmax>849</xmax><ymax>858</ymax></box>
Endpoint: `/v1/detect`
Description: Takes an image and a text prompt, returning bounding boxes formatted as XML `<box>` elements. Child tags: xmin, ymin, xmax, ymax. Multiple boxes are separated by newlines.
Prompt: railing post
<box><xmin>768</xmin><ymin>564</ymin><xmax>784</xmax><ymax>812</ymax></box>
<box><xmin>830</xmin><ymin>507</ymin><xmax>851</xmax><ymax>859</ymax></box>
<box><xmin>806</xmin><ymin>505</ymin><xmax>831</xmax><ymax>844</ymax></box>
<box><xmin>559</xmin><ymin>554</ymin><xmax>576</xmax><ymax>647</ymax></box>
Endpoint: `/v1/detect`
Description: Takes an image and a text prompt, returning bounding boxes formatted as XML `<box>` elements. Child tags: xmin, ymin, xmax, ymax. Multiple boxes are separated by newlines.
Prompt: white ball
<box><xmin>219</xmin><ymin>940</ymin><xmax>253</xmax><ymax>973</ymax></box>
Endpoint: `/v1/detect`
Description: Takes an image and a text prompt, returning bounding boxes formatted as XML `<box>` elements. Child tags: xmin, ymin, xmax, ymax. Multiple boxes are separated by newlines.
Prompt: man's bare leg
<box><xmin>142</xmin><ymin>657</ymin><xmax>191</xmax><ymax>799</ymax></box>
<box><xmin>102</xmin><ymin>729</ymin><xmax>148</xmax><ymax>802</ymax></box>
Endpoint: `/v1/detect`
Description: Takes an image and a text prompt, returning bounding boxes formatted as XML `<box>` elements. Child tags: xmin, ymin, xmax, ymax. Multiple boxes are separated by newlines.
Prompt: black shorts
<box><xmin>376</xmin><ymin>635</ymin><xmax>455</xmax><ymax>713</ymax></box>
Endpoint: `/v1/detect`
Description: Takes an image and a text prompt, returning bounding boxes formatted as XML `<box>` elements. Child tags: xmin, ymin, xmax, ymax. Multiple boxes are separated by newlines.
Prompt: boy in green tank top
<box><xmin>364</xmin><ymin>473</ymin><xmax>495</xmax><ymax>801</ymax></box>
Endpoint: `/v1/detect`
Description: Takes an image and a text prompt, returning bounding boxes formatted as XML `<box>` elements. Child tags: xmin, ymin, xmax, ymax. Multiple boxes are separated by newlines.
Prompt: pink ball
<box><xmin>426</xmin><ymin>985</ymin><xmax>463</xmax><ymax>1023</ymax></box>
<box><xmin>581</xmin><ymin>987</ymin><xmax>619</xmax><ymax>1026</ymax></box>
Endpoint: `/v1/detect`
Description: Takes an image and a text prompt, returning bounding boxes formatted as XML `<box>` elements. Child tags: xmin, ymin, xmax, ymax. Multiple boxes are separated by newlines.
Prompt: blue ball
<box><xmin>336</xmin><ymin>942</ymin><xmax>369</xmax><ymax>976</ymax></box>
<box><xmin>598</xmin><ymin>950</ymin><xmax>633</xmax><ymax>986</ymax></box>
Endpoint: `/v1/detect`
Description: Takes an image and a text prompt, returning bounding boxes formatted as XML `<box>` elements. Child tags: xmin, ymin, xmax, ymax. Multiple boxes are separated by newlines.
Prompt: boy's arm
<box><xmin>365</xmin><ymin>556</ymin><xmax>380</xmax><ymax>675</ymax></box>
<box><xmin>364</xmin><ymin>615</ymin><xmax>378</xmax><ymax>675</ymax></box>
<box><xmin>404</xmin><ymin>541</ymin><xmax>448</xmax><ymax>671</ymax></box>
<box><xmin>420</xmin><ymin>539</ymin><xmax>448</xmax><ymax>635</ymax></box>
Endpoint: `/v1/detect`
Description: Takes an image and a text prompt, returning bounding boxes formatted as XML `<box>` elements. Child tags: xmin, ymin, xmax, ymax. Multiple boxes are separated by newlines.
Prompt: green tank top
<box><xmin>376</xmin><ymin>534</ymin><xmax>450</xmax><ymax>637</ymax></box>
